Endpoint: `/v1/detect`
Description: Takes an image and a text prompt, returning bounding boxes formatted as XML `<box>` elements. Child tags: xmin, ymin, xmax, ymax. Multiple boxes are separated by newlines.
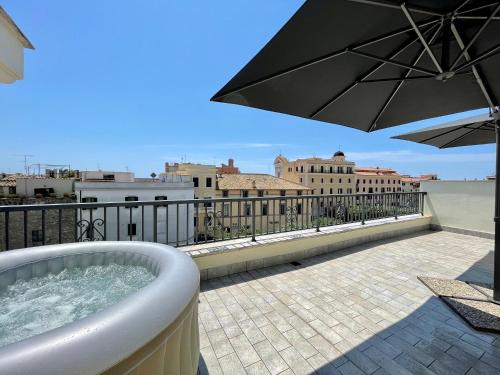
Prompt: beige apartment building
<box><xmin>163</xmin><ymin>162</ymin><xmax>216</xmax><ymax>200</ymax></box>
<box><xmin>401</xmin><ymin>174</ymin><xmax>438</xmax><ymax>192</ymax></box>
<box><xmin>355</xmin><ymin>167</ymin><xmax>402</xmax><ymax>194</ymax></box>
<box><xmin>274</xmin><ymin>151</ymin><xmax>356</xmax><ymax>195</ymax></box>
<box><xmin>213</xmin><ymin>173</ymin><xmax>311</xmax><ymax>238</ymax></box>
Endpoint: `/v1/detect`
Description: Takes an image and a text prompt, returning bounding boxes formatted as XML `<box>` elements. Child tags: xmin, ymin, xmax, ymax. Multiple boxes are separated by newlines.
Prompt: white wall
<box><xmin>0</xmin><ymin>15</ymin><xmax>24</xmax><ymax>83</ymax></box>
<box><xmin>16</xmin><ymin>178</ymin><xmax>75</xmax><ymax>197</ymax></box>
<box><xmin>422</xmin><ymin>180</ymin><xmax>494</xmax><ymax>236</ymax></box>
<box><xmin>74</xmin><ymin>182</ymin><xmax>194</xmax><ymax>245</ymax></box>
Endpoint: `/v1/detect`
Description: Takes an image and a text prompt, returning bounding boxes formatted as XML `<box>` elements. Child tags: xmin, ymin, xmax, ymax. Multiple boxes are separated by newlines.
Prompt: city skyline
<box><xmin>0</xmin><ymin>0</ymin><xmax>495</xmax><ymax>180</ymax></box>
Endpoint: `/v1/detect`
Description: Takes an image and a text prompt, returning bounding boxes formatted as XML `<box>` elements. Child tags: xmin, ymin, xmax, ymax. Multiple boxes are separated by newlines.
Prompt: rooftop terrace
<box><xmin>198</xmin><ymin>230</ymin><xmax>498</xmax><ymax>375</ymax></box>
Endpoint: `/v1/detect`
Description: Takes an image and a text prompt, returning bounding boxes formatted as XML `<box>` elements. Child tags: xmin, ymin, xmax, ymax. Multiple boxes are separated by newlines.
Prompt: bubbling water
<box><xmin>0</xmin><ymin>264</ymin><xmax>155</xmax><ymax>348</ymax></box>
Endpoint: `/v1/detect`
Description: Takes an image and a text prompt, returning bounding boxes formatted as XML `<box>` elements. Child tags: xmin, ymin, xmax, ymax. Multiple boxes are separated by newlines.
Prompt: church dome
<box><xmin>333</xmin><ymin>151</ymin><xmax>345</xmax><ymax>157</ymax></box>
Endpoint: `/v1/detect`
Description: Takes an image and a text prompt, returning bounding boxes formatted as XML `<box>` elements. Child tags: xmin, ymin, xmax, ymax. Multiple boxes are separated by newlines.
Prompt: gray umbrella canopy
<box><xmin>392</xmin><ymin>113</ymin><xmax>495</xmax><ymax>148</ymax></box>
<box><xmin>212</xmin><ymin>0</ymin><xmax>500</xmax><ymax>131</ymax></box>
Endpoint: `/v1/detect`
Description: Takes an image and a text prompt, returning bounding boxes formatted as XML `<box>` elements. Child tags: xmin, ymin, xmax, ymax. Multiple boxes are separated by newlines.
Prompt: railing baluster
<box><xmin>186</xmin><ymin>203</ymin><xmax>189</xmax><ymax>245</ymax></box>
<box><xmin>103</xmin><ymin>207</ymin><xmax>107</xmax><ymax>241</ymax></box>
<box><xmin>4</xmin><ymin>212</ymin><xmax>9</xmax><ymax>251</ymax></box>
<box><xmin>166</xmin><ymin>204</ymin><xmax>169</xmax><ymax>245</ymax></box>
<box><xmin>141</xmin><ymin>206</ymin><xmax>144</xmax><ymax>241</ymax></box>
<box><xmin>24</xmin><ymin>210</ymin><xmax>28</xmax><ymax>248</ymax></box>
<box><xmin>251</xmin><ymin>199</ymin><xmax>256</xmax><ymax>242</ymax></box>
<box><xmin>176</xmin><ymin>203</ymin><xmax>180</xmax><ymax>247</ymax></box>
<box><xmin>129</xmin><ymin>207</ymin><xmax>133</xmax><ymax>241</ymax></box>
<box><xmin>153</xmin><ymin>205</ymin><xmax>157</xmax><ymax>242</ymax></box>
<box><xmin>116</xmin><ymin>206</ymin><xmax>120</xmax><ymax>241</ymax></box>
<box><xmin>58</xmin><ymin>209</ymin><xmax>62</xmax><ymax>244</ymax></box>
<box><xmin>41</xmin><ymin>210</ymin><xmax>46</xmax><ymax>245</ymax></box>
<box><xmin>195</xmin><ymin>202</ymin><xmax>199</xmax><ymax>244</ymax></box>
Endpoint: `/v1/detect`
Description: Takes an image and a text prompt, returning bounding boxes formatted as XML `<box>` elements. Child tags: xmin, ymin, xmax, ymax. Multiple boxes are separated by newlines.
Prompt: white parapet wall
<box><xmin>421</xmin><ymin>180</ymin><xmax>494</xmax><ymax>238</ymax></box>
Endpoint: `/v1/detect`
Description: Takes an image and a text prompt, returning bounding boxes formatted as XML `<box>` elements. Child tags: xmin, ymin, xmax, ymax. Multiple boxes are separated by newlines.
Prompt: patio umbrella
<box><xmin>211</xmin><ymin>1</ymin><xmax>500</xmax><ymax>298</ymax></box>
<box><xmin>392</xmin><ymin>113</ymin><xmax>495</xmax><ymax>148</ymax></box>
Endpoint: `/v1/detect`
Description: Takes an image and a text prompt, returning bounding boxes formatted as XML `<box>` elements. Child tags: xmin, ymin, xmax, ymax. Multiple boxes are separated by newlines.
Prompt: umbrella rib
<box><xmin>401</xmin><ymin>3</ymin><xmax>443</xmax><ymax>74</ymax></box>
<box><xmin>451</xmin><ymin>23</ymin><xmax>496</xmax><ymax>109</ymax></box>
<box><xmin>419</xmin><ymin>127</ymin><xmax>466</xmax><ymax>144</ymax></box>
<box><xmin>367</xmin><ymin>23</ymin><xmax>443</xmax><ymax>132</ymax></box>
<box><xmin>438</xmin><ymin>127</ymin><xmax>481</xmax><ymax>148</ymax></box>
<box><xmin>346</xmin><ymin>0</ymin><xmax>443</xmax><ymax>17</ymax></box>
<box><xmin>456</xmin><ymin>1</ymin><xmax>499</xmax><ymax>15</ymax></box>
<box><xmin>450</xmin><ymin>2</ymin><xmax>500</xmax><ymax>70</ymax></box>
<box><xmin>309</xmin><ymin>25</ymin><xmax>438</xmax><ymax>119</ymax></box>
<box><xmin>359</xmin><ymin>71</ymin><xmax>472</xmax><ymax>84</ymax></box>
<box><xmin>211</xmin><ymin>17</ymin><xmax>441</xmax><ymax>100</ymax></box>
<box><xmin>347</xmin><ymin>50</ymin><xmax>437</xmax><ymax>76</ymax></box>
<box><xmin>455</xmin><ymin>16</ymin><xmax>500</xmax><ymax>19</ymax></box>
<box><xmin>455</xmin><ymin>43</ymin><xmax>500</xmax><ymax>73</ymax></box>
<box><xmin>453</xmin><ymin>0</ymin><xmax>473</xmax><ymax>14</ymax></box>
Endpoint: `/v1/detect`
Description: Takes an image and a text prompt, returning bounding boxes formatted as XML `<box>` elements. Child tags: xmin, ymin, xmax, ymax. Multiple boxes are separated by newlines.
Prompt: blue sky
<box><xmin>0</xmin><ymin>0</ymin><xmax>494</xmax><ymax>179</ymax></box>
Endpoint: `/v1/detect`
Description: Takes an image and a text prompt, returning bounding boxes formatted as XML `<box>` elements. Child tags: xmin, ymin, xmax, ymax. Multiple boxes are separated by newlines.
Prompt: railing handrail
<box><xmin>0</xmin><ymin>192</ymin><xmax>426</xmax><ymax>212</ymax></box>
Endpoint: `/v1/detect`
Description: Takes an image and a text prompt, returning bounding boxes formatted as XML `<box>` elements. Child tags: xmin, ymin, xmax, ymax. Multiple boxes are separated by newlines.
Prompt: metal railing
<box><xmin>0</xmin><ymin>192</ymin><xmax>425</xmax><ymax>251</ymax></box>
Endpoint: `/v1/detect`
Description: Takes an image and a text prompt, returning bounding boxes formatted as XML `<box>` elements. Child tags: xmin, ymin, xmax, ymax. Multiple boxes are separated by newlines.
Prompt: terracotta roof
<box><xmin>217</xmin><ymin>174</ymin><xmax>310</xmax><ymax>191</ymax></box>
<box><xmin>0</xmin><ymin>177</ymin><xmax>16</xmax><ymax>187</ymax></box>
<box><xmin>355</xmin><ymin>167</ymin><xmax>400</xmax><ymax>176</ymax></box>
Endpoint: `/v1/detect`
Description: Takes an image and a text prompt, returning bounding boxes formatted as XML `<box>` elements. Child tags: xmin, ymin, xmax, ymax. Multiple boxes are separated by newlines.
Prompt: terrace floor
<box><xmin>197</xmin><ymin>230</ymin><xmax>498</xmax><ymax>375</ymax></box>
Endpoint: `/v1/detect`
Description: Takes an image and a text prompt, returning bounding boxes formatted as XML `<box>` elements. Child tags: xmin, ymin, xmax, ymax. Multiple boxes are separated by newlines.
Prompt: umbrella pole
<box><xmin>495</xmin><ymin>113</ymin><xmax>500</xmax><ymax>301</ymax></box>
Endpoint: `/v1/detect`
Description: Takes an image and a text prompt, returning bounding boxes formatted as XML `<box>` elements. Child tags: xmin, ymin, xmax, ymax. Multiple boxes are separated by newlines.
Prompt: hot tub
<box><xmin>0</xmin><ymin>241</ymin><xmax>200</xmax><ymax>375</ymax></box>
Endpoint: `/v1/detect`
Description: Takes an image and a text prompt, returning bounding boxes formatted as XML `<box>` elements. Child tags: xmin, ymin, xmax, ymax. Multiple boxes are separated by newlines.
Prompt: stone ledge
<box><xmin>430</xmin><ymin>224</ymin><xmax>494</xmax><ymax>240</ymax></box>
<box><xmin>183</xmin><ymin>214</ymin><xmax>431</xmax><ymax>280</ymax></box>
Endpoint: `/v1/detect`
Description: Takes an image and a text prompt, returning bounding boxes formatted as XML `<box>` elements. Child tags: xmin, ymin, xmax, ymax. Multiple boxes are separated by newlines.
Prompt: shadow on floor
<box><xmin>198</xmin><ymin>230</ymin><xmax>499</xmax><ymax>375</ymax></box>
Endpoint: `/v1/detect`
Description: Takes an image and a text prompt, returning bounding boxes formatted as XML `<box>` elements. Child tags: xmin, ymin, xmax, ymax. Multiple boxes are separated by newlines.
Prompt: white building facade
<box><xmin>74</xmin><ymin>178</ymin><xmax>194</xmax><ymax>246</ymax></box>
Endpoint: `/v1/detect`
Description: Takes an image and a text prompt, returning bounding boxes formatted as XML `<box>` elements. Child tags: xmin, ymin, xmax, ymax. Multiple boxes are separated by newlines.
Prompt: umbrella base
<box><xmin>419</xmin><ymin>276</ymin><xmax>500</xmax><ymax>333</ymax></box>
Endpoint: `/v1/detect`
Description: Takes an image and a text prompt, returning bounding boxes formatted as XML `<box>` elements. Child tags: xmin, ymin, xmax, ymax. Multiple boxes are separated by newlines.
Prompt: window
<box><xmin>300</xmin><ymin>166</ymin><xmax>304</xmax><ymax>173</ymax></box>
<box><xmin>381</xmin><ymin>187</ymin><xmax>385</xmax><ymax>193</ymax></box>
<box><xmin>321</xmin><ymin>178</ymin><xmax>324</xmax><ymax>183</ymax></box>
<box><xmin>363</xmin><ymin>187</ymin><xmax>366</xmax><ymax>192</ymax></box>
<box><xmin>339</xmin><ymin>178</ymin><xmax>342</xmax><ymax>183</ymax></box>
<box><xmin>311</xmin><ymin>178</ymin><xmax>315</xmax><ymax>183</ymax></box>
<box><xmin>32</xmin><ymin>230</ymin><xmax>42</xmax><ymax>242</ymax></box>
<box><xmin>338</xmin><ymin>188</ymin><xmax>343</xmax><ymax>194</ymax></box>
<box><xmin>369</xmin><ymin>179</ymin><xmax>372</xmax><ymax>184</ymax></box>
<box><xmin>320</xmin><ymin>188</ymin><xmax>324</xmax><ymax>194</ymax></box>
<box><xmin>297</xmin><ymin>203</ymin><xmax>302</xmax><ymax>215</ymax></box>
<box><xmin>258</xmin><ymin>190</ymin><xmax>264</xmax><ymax>197</ymax></box>
<box><xmin>223</xmin><ymin>203</ymin><xmax>230</xmax><ymax>216</ymax></box>
<box><xmin>222</xmin><ymin>190</ymin><xmax>228</xmax><ymax>197</ymax></box>
<box><xmin>103</xmin><ymin>174</ymin><xmax>115</xmax><ymax>181</ymax></box>
<box><xmin>375</xmin><ymin>180</ymin><xmax>378</xmax><ymax>184</ymax></box>
<box><xmin>280</xmin><ymin>190</ymin><xmax>286</xmax><ymax>197</ymax></box>
<box><xmin>312</xmin><ymin>189</ymin><xmax>315</xmax><ymax>194</ymax></box>
<box><xmin>155</xmin><ymin>195</ymin><xmax>168</xmax><ymax>207</ymax></box>
<box><xmin>295</xmin><ymin>166</ymin><xmax>298</xmax><ymax>172</ymax></box>
<box><xmin>193</xmin><ymin>177</ymin><xmax>199</xmax><ymax>187</ymax></box>
<box><xmin>127</xmin><ymin>224</ymin><xmax>137</xmax><ymax>236</ymax></box>
<box><xmin>347</xmin><ymin>167</ymin><xmax>352</xmax><ymax>174</ymax></box>
<box><xmin>297</xmin><ymin>190</ymin><xmax>302</xmax><ymax>196</ymax></box>
<box><xmin>375</xmin><ymin>187</ymin><xmax>378</xmax><ymax>192</ymax></box>
<box><xmin>363</xmin><ymin>179</ymin><xmax>366</xmax><ymax>184</ymax></box>
<box><xmin>320</xmin><ymin>166</ymin><xmax>324</xmax><ymax>173</ymax></box>
<box><xmin>245</xmin><ymin>203</ymin><xmax>251</xmax><ymax>216</ymax></box>
<box><xmin>280</xmin><ymin>203</ymin><xmax>286</xmax><ymax>215</ymax></box>
<box><xmin>125</xmin><ymin>195</ymin><xmax>139</xmax><ymax>208</ymax></box>
<box><xmin>194</xmin><ymin>217</ymin><xmax>197</xmax><ymax>226</ymax></box>
<box><xmin>381</xmin><ymin>179</ymin><xmax>384</xmax><ymax>184</ymax></box>
<box><xmin>8</xmin><ymin>187</ymin><xmax>16</xmax><ymax>195</ymax></box>
<box><xmin>206</xmin><ymin>177</ymin><xmax>212</xmax><ymax>188</ymax></box>
<box><xmin>330</xmin><ymin>188</ymin><xmax>333</xmax><ymax>194</ymax></box>
<box><xmin>348</xmin><ymin>178</ymin><xmax>351</xmax><ymax>183</ymax></box>
<box><xmin>310</xmin><ymin>165</ymin><xmax>314</xmax><ymax>172</ymax></box>
<box><xmin>329</xmin><ymin>166</ymin><xmax>333</xmax><ymax>173</ymax></box>
<box><xmin>81</xmin><ymin>196</ymin><xmax>97</xmax><ymax>210</ymax></box>
<box><xmin>242</xmin><ymin>190</ymin><xmax>249</xmax><ymax>198</ymax></box>
<box><xmin>262</xmin><ymin>203</ymin><xmax>268</xmax><ymax>216</ymax></box>
<box><xmin>300</xmin><ymin>178</ymin><xmax>303</xmax><ymax>183</ymax></box>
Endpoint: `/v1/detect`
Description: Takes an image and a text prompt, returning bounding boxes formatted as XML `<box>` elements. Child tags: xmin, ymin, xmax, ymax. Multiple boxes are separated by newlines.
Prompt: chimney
<box><xmin>228</xmin><ymin>159</ymin><xmax>234</xmax><ymax>167</ymax></box>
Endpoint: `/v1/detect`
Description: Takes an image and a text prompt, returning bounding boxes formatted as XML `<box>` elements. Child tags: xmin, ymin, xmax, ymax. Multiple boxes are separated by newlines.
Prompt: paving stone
<box><xmin>229</xmin><ymin>334</ymin><xmax>260</xmax><ymax>368</ymax></box>
<box><xmin>279</xmin><ymin>346</ymin><xmax>315</xmax><ymax>375</ymax></box>
<box><xmin>253</xmin><ymin>339</ymin><xmax>289</xmax><ymax>375</ymax></box>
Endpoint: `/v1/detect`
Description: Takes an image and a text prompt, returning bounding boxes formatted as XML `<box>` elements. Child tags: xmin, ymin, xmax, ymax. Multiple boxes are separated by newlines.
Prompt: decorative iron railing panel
<box><xmin>0</xmin><ymin>192</ymin><xmax>426</xmax><ymax>251</ymax></box>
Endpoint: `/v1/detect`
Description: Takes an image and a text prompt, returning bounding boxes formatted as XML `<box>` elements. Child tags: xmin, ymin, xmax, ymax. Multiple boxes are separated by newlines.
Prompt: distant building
<box><xmin>79</xmin><ymin>170</ymin><xmax>134</xmax><ymax>183</ymax></box>
<box><xmin>14</xmin><ymin>176</ymin><xmax>75</xmax><ymax>197</ymax></box>
<box><xmin>217</xmin><ymin>159</ymin><xmax>240</xmax><ymax>175</ymax></box>
<box><xmin>212</xmin><ymin>173</ymin><xmax>311</xmax><ymax>238</ymax></box>
<box><xmin>75</xmin><ymin>178</ymin><xmax>194</xmax><ymax>245</ymax></box>
<box><xmin>274</xmin><ymin>151</ymin><xmax>356</xmax><ymax>195</ymax></box>
<box><xmin>401</xmin><ymin>174</ymin><xmax>438</xmax><ymax>192</ymax></box>
<box><xmin>355</xmin><ymin>167</ymin><xmax>402</xmax><ymax>194</ymax></box>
